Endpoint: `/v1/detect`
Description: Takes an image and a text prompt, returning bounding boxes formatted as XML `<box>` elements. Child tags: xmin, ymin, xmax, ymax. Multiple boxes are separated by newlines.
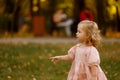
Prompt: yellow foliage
<box><xmin>105</xmin><ymin>27</ymin><xmax>120</xmax><ymax>38</ymax></box>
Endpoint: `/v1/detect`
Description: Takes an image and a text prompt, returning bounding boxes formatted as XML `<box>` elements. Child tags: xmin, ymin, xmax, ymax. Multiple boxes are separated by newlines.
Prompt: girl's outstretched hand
<box><xmin>50</xmin><ymin>56</ymin><xmax>61</xmax><ymax>64</ymax></box>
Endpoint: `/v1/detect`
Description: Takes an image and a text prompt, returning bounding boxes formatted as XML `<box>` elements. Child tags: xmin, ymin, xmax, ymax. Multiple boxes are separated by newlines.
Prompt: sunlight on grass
<box><xmin>0</xmin><ymin>42</ymin><xmax>120</xmax><ymax>80</ymax></box>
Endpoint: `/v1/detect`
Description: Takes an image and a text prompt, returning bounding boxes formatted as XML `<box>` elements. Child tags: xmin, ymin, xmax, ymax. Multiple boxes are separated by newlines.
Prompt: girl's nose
<box><xmin>76</xmin><ymin>32</ymin><xmax>78</xmax><ymax>35</ymax></box>
<box><xmin>76</xmin><ymin>33</ymin><xmax>78</xmax><ymax>36</ymax></box>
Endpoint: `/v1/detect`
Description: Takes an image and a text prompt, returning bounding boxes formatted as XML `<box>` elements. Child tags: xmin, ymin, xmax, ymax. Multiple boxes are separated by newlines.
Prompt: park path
<box><xmin>0</xmin><ymin>37</ymin><xmax>120</xmax><ymax>44</ymax></box>
<box><xmin>0</xmin><ymin>37</ymin><xmax>77</xmax><ymax>44</ymax></box>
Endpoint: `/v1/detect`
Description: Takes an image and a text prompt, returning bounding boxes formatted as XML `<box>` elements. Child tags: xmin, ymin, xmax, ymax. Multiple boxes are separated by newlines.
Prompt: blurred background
<box><xmin>0</xmin><ymin>0</ymin><xmax>120</xmax><ymax>80</ymax></box>
<box><xmin>0</xmin><ymin>0</ymin><xmax>120</xmax><ymax>38</ymax></box>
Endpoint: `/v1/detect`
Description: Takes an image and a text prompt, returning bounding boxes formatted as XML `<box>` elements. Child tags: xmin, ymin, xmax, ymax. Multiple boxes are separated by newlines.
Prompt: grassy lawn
<box><xmin>0</xmin><ymin>42</ymin><xmax>120</xmax><ymax>80</ymax></box>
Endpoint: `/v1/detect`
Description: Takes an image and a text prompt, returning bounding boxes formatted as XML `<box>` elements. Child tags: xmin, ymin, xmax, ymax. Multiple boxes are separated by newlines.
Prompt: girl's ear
<box><xmin>85</xmin><ymin>33</ymin><xmax>92</xmax><ymax>43</ymax></box>
<box><xmin>85</xmin><ymin>32</ymin><xmax>90</xmax><ymax>39</ymax></box>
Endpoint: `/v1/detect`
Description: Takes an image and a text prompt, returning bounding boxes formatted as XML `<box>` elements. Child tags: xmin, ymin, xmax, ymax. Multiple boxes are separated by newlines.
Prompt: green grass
<box><xmin>0</xmin><ymin>42</ymin><xmax>120</xmax><ymax>80</ymax></box>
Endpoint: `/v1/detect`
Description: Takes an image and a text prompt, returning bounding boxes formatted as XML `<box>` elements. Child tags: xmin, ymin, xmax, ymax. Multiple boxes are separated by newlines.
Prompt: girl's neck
<box><xmin>79</xmin><ymin>42</ymin><xmax>92</xmax><ymax>47</ymax></box>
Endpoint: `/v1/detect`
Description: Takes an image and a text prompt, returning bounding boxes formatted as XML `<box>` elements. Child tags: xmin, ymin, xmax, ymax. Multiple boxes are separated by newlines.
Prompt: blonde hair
<box><xmin>78</xmin><ymin>20</ymin><xmax>101</xmax><ymax>47</ymax></box>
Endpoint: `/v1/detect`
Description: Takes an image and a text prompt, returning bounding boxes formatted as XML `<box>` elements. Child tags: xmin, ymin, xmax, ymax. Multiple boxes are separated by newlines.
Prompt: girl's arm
<box><xmin>51</xmin><ymin>55</ymin><xmax>71</xmax><ymax>64</ymax></box>
<box><xmin>89</xmin><ymin>65</ymin><xmax>98</xmax><ymax>80</ymax></box>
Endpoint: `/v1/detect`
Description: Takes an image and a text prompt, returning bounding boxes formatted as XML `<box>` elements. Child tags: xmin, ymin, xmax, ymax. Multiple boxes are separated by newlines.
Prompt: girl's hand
<box><xmin>73</xmin><ymin>75</ymin><xmax>78</xmax><ymax>80</ymax></box>
<box><xmin>50</xmin><ymin>56</ymin><xmax>61</xmax><ymax>64</ymax></box>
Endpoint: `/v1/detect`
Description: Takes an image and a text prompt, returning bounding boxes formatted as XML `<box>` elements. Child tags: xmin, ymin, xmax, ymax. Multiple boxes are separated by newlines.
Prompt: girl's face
<box><xmin>76</xmin><ymin>25</ymin><xmax>87</xmax><ymax>43</ymax></box>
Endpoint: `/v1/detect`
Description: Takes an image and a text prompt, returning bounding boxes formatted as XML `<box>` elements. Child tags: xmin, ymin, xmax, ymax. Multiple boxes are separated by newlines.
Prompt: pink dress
<box><xmin>67</xmin><ymin>44</ymin><xmax>107</xmax><ymax>80</ymax></box>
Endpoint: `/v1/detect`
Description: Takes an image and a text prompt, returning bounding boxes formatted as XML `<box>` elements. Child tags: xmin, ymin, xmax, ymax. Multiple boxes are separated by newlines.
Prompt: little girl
<box><xmin>51</xmin><ymin>20</ymin><xmax>107</xmax><ymax>80</ymax></box>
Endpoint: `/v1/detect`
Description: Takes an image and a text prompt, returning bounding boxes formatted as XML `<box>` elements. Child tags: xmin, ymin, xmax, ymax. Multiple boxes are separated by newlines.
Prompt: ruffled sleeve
<box><xmin>67</xmin><ymin>46</ymin><xmax>76</xmax><ymax>60</ymax></box>
<box><xmin>87</xmin><ymin>47</ymin><xmax>100</xmax><ymax>66</ymax></box>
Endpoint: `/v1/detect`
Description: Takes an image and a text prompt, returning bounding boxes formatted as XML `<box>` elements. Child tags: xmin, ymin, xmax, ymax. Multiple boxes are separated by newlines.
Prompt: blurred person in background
<box><xmin>51</xmin><ymin>9</ymin><xmax>73</xmax><ymax>37</ymax></box>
